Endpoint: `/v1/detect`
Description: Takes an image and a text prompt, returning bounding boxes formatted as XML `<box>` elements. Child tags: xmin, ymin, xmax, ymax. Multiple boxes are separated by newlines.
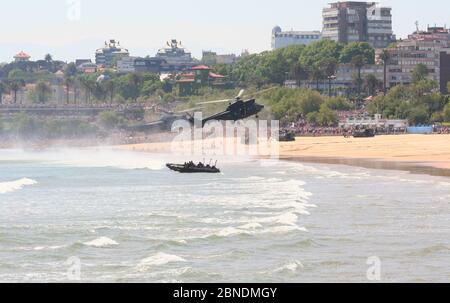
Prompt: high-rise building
<box><xmin>385</xmin><ymin>27</ymin><xmax>450</xmax><ymax>93</ymax></box>
<box><xmin>155</xmin><ymin>39</ymin><xmax>197</xmax><ymax>71</ymax></box>
<box><xmin>95</xmin><ymin>39</ymin><xmax>129</xmax><ymax>67</ymax></box>
<box><xmin>322</xmin><ymin>2</ymin><xmax>394</xmax><ymax>48</ymax></box>
<box><xmin>271</xmin><ymin>26</ymin><xmax>322</xmax><ymax>49</ymax></box>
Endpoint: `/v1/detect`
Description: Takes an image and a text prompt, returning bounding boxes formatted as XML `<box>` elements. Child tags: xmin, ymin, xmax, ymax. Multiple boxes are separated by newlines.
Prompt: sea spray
<box><xmin>0</xmin><ymin>178</ymin><xmax>37</xmax><ymax>194</ymax></box>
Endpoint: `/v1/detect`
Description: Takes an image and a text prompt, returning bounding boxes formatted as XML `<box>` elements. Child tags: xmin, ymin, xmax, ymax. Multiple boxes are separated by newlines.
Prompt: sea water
<box><xmin>0</xmin><ymin>148</ymin><xmax>449</xmax><ymax>282</ymax></box>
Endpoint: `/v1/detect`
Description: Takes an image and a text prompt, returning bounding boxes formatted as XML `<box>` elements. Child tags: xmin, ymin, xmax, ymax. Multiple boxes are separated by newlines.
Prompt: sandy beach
<box><xmin>118</xmin><ymin>134</ymin><xmax>450</xmax><ymax>176</ymax></box>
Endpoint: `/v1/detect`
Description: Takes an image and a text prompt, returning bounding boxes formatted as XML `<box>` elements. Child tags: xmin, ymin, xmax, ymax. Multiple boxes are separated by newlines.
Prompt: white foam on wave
<box><xmin>214</xmin><ymin>227</ymin><xmax>246</xmax><ymax>237</ymax></box>
<box><xmin>33</xmin><ymin>245</ymin><xmax>65</xmax><ymax>251</ymax></box>
<box><xmin>83</xmin><ymin>237</ymin><xmax>119</xmax><ymax>248</ymax></box>
<box><xmin>136</xmin><ymin>253</ymin><xmax>186</xmax><ymax>272</ymax></box>
<box><xmin>0</xmin><ymin>178</ymin><xmax>37</xmax><ymax>194</ymax></box>
<box><xmin>261</xmin><ymin>225</ymin><xmax>308</xmax><ymax>234</ymax></box>
<box><xmin>274</xmin><ymin>261</ymin><xmax>304</xmax><ymax>273</ymax></box>
<box><xmin>206</xmin><ymin>223</ymin><xmax>307</xmax><ymax>239</ymax></box>
<box><xmin>238</xmin><ymin>223</ymin><xmax>263</xmax><ymax>230</ymax></box>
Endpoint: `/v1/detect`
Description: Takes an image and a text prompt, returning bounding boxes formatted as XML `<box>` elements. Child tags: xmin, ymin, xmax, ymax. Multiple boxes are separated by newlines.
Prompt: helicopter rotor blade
<box><xmin>196</xmin><ymin>87</ymin><xmax>278</xmax><ymax>105</ymax></box>
<box><xmin>241</xmin><ymin>86</ymin><xmax>278</xmax><ymax>99</ymax></box>
<box><xmin>175</xmin><ymin>107</ymin><xmax>204</xmax><ymax>114</ymax></box>
<box><xmin>196</xmin><ymin>98</ymin><xmax>233</xmax><ymax>105</ymax></box>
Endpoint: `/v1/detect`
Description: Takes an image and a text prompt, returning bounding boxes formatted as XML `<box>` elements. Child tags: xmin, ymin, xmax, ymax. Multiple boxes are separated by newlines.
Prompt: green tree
<box><xmin>351</xmin><ymin>55</ymin><xmax>366</xmax><ymax>97</ymax></box>
<box><xmin>102</xmin><ymin>79</ymin><xmax>117</xmax><ymax>105</ymax></box>
<box><xmin>309</xmin><ymin>66</ymin><xmax>324</xmax><ymax>91</ymax></box>
<box><xmin>324</xmin><ymin>96</ymin><xmax>354</xmax><ymax>111</ymax></box>
<box><xmin>379</xmin><ymin>49</ymin><xmax>390</xmax><ymax>94</ymax></box>
<box><xmin>306</xmin><ymin>104</ymin><xmax>338</xmax><ymax>126</ymax></box>
<box><xmin>118</xmin><ymin>72</ymin><xmax>144</xmax><ymax>101</ymax></box>
<box><xmin>8</xmin><ymin>79</ymin><xmax>25</xmax><ymax>104</ymax></box>
<box><xmin>45</xmin><ymin>54</ymin><xmax>53</xmax><ymax>63</ymax></box>
<box><xmin>8</xmin><ymin>68</ymin><xmax>27</xmax><ymax>80</ymax></box>
<box><xmin>443</xmin><ymin>103</ymin><xmax>450</xmax><ymax>122</ymax></box>
<box><xmin>78</xmin><ymin>75</ymin><xmax>96</xmax><ymax>104</ymax></box>
<box><xmin>0</xmin><ymin>81</ymin><xmax>9</xmax><ymax>105</ymax></box>
<box><xmin>407</xmin><ymin>105</ymin><xmax>429</xmax><ymax>125</ymax></box>
<box><xmin>299</xmin><ymin>40</ymin><xmax>343</xmax><ymax>67</ymax></box>
<box><xmin>64</xmin><ymin>62</ymin><xmax>78</xmax><ymax>78</ymax></box>
<box><xmin>411</xmin><ymin>64</ymin><xmax>429</xmax><ymax>83</ymax></box>
<box><xmin>364</xmin><ymin>74</ymin><xmax>380</xmax><ymax>96</ymax></box>
<box><xmin>63</xmin><ymin>76</ymin><xmax>73</xmax><ymax>104</ymax></box>
<box><xmin>320</xmin><ymin>57</ymin><xmax>338</xmax><ymax>96</ymax></box>
<box><xmin>34</xmin><ymin>81</ymin><xmax>52</xmax><ymax>104</ymax></box>
<box><xmin>339</xmin><ymin>42</ymin><xmax>375</xmax><ymax>64</ymax></box>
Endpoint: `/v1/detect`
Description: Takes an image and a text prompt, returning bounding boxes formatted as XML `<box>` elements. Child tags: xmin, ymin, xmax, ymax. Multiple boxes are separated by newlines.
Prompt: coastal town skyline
<box><xmin>0</xmin><ymin>0</ymin><xmax>449</xmax><ymax>63</ymax></box>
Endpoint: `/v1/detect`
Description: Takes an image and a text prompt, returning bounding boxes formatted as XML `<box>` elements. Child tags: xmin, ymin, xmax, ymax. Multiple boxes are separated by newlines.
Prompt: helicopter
<box><xmin>125</xmin><ymin>107</ymin><xmax>198</xmax><ymax>133</ymax></box>
<box><xmin>126</xmin><ymin>88</ymin><xmax>273</xmax><ymax>133</ymax></box>
<box><xmin>195</xmin><ymin>88</ymin><xmax>272</xmax><ymax>126</ymax></box>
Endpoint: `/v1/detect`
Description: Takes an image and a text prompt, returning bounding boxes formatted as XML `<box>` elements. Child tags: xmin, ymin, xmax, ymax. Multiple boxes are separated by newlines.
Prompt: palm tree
<box><xmin>127</xmin><ymin>72</ymin><xmax>143</xmax><ymax>102</ymax></box>
<box><xmin>34</xmin><ymin>81</ymin><xmax>52</xmax><ymax>104</ymax></box>
<box><xmin>364</xmin><ymin>74</ymin><xmax>380</xmax><ymax>96</ymax></box>
<box><xmin>79</xmin><ymin>76</ymin><xmax>95</xmax><ymax>105</ymax></box>
<box><xmin>45</xmin><ymin>54</ymin><xmax>53</xmax><ymax>63</ymax></box>
<box><xmin>0</xmin><ymin>81</ymin><xmax>9</xmax><ymax>105</ymax></box>
<box><xmin>379</xmin><ymin>49</ymin><xmax>390</xmax><ymax>94</ymax></box>
<box><xmin>291</xmin><ymin>62</ymin><xmax>305</xmax><ymax>87</ymax></box>
<box><xmin>63</xmin><ymin>76</ymin><xmax>73</xmax><ymax>105</ymax></box>
<box><xmin>351</xmin><ymin>55</ymin><xmax>366</xmax><ymax>98</ymax></box>
<box><xmin>8</xmin><ymin>80</ymin><xmax>25</xmax><ymax>104</ymax></box>
<box><xmin>102</xmin><ymin>79</ymin><xmax>117</xmax><ymax>105</ymax></box>
<box><xmin>320</xmin><ymin>58</ymin><xmax>338</xmax><ymax>97</ymax></box>
<box><xmin>309</xmin><ymin>66</ymin><xmax>323</xmax><ymax>91</ymax></box>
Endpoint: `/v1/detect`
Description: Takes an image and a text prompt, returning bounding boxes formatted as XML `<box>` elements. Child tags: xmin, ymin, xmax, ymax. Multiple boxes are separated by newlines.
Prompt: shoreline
<box><xmin>2</xmin><ymin>134</ymin><xmax>450</xmax><ymax>178</ymax></box>
<box><xmin>279</xmin><ymin>156</ymin><xmax>450</xmax><ymax>178</ymax></box>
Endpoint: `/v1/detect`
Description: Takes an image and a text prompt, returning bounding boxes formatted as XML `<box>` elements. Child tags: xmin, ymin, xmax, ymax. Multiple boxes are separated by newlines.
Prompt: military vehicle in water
<box><xmin>166</xmin><ymin>161</ymin><xmax>220</xmax><ymax>174</ymax></box>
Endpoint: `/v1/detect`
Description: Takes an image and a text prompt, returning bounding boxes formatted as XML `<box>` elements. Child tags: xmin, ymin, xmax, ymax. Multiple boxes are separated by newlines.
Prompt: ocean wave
<box><xmin>203</xmin><ymin>223</ymin><xmax>307</xmax><ymax>240</ymax></box>
<box><xmin>238</xmin><ymin>223</ymin><xmax>263</xmax><ymax>230</ymax></box>
<box><xmin>0</xmin><ymin>178</ymin><xmax>37</xmax><ymax>194</ymax></box>
<box><xmin>261</xmin><ymin>225</ymin><xmax>308</xmax><ymax>234</ymax></box>
<box><xmin>274</xmin><ymin>261</ymin><xmax>304</xmax><ymax>273</ymax></box>
<box><xmin>83</xmin><ymin>237</ymin><xmax>119</xmax><ymax>248</ymax></box>
<box><xmin>135</xmin><ymin>253</ymin><xmax>186</xmax><ymax>272</ymax></box>
<box><xmin>214</xmin><ymin>227</ymin><xmax>247</xmax><ymax>238</ymax></box>
<box><xmin>33</xmin><ymin>245</ymin><xmax>66</xmax><ymax>251</ymax></box>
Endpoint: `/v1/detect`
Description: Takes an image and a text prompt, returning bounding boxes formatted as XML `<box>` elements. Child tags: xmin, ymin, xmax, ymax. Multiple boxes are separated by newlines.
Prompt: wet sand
<box><xmin>278</xmin><ymin>134</ymin><xmax>450</xmax><ymax>176</ymax></box>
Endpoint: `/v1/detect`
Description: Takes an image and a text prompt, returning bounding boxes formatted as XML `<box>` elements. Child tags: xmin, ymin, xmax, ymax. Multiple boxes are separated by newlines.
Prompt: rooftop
<box><xmin>14</xmin><ymin>51</ymin><xmax>31</xmax><ymax>59</ymax></box>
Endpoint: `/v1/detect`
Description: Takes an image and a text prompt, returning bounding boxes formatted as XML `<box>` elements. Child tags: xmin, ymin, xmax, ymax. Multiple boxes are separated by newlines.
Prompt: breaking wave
<box><xmin>274</xmin><ymin>261</ymin><xmax>304</xmax><ymax>273</ymax></box>
<box><xmin>0</xmin><ymin>178</ymin><xmax>37</xmax><ymax>194</ymax></box>
<box><xmin>83</xmin><ymin>237</ymin><xmax>119</xmax><ymax>248</ymax></box>
<box><xmin>136</xmin><ymin>253</ymin><xmax>186</xmax><ymax>272</ymax></box>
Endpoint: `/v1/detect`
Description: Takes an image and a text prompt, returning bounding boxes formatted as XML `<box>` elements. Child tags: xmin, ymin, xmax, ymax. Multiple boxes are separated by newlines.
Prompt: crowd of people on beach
<box><xmin>435</xmin><ymin>126</ymin><xmax>450</xmax><ymax>134</ymax></box>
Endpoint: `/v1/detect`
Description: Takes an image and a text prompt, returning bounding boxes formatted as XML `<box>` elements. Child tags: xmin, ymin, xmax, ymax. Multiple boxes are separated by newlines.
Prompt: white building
<box><xmin>271</xmin><ymin>26</ymin><xmax>322</xmax><ymax>50</ymax></box>
<box><xmin>117</xmin><ymin>56</ymin><xmax>137</xmax><ymax>73</ymax></box>
<box><xmin>340</xmin><ymin>114</ymin><xmax>408</xmax><ymax>129</ymax></box>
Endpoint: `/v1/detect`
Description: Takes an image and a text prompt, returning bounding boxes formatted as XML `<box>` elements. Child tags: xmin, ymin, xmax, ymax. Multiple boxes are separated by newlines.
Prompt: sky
<box><xmin>0</xmin><ymin>0</ymin><xmax>449</xmax><ymax>63</ymax></box>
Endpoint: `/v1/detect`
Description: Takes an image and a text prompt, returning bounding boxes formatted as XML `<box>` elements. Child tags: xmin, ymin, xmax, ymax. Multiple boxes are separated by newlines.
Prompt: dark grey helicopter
<box><xmin>126</xmin><ymin>88</ymin><xmax>274</xmax><ymax>133</ymax></box>
<box><xmin>125</xmin><ymin>107</ymin><xmax>199</xmax><ymax>133</ymax></box>
<box><xmin>196</xmin><ymin>89</ymin><xmax>267</xmax><ymax>127</ymax></box>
